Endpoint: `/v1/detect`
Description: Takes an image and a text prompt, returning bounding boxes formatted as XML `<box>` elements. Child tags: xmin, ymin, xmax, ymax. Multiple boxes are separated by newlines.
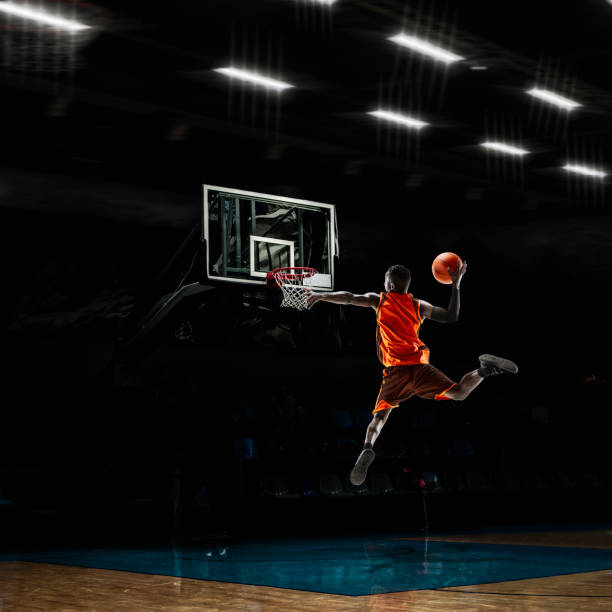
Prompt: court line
<box><xmin>435</xmin><ymin>589</ymin><xmax>612</xmax><ymax>598</ymax></box>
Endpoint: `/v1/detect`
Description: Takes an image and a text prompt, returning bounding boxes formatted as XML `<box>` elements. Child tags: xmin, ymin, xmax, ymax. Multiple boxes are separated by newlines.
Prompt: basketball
<box><xmin>432</xmin><ymin>252</ymin><xmax>462</xmax><ymax>284</ymax></box>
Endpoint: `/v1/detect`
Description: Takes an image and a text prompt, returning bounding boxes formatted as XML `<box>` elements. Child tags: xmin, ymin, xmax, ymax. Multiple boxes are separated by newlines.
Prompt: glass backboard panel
<box><xmin>203</xmin><ymin>185</ymin><xmax>337</xmax><ymax>290</ymax></box>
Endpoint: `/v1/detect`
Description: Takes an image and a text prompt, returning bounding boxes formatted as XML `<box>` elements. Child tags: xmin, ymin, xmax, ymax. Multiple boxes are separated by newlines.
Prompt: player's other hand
<box><xmin>448</xmin><ymin>259</ymin><xmax>467</xmax><ymax>287</ymax></box>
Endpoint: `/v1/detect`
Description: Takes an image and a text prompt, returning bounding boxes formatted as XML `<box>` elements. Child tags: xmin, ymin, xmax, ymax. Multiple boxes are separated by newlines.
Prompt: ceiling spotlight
<box><xmin>368</xmin><ymin>110</ymin><xmax>429</xmax><ymax>130</ymax></box>
<box><xmin>470</xmin><ymin>65</ymin><xmax>488</xmax><ymax>70</ymax></box>
<box><xmin>526</xmin><ymin>88</ymin><xmax>581</xmax><ymax>111</ymax></box>
<box><xmin>388</xmin><ymin>33</ymin><xmax>464</xmax><ymax>64</ymax></box>
<box><xmin>213</xmin><ymin>67</ymin><xmax>294</xmax><ymax>92</ymax></box>
<box><xmin>563</xmin><ymin>164</ymin><xmax>607</xmax><ymax>178</ymax></box>
<box><xmin>0</xmin><ymin>1</ymin><xmax>91</xmax><ymax>31</ymax></box>
<box><xmin>481</xmin><ymin>141</ymin><xmax>529</xmax><ymax>156</ymax></box>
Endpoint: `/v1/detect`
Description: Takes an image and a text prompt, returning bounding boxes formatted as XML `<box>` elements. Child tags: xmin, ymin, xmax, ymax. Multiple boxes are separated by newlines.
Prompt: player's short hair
<box><xmin>386</xmin><ymin>264</ymin><xmax>411</xmax><ymax>291</ymax></box>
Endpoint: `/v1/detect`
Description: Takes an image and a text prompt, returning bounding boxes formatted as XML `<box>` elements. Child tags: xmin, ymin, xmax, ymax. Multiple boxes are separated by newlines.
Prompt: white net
<box><xmin>277</xmin><ymin>283</ymin><xmax>310</xmax><ymax>311</ymax></box>
<box><xmin>272</xmin><ymin>268</ymin><xmax>317</xmax><ymax>311</ymax></box>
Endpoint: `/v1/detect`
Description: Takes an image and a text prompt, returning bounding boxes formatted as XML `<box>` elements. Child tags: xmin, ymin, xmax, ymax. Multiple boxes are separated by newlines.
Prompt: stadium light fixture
<box><xmin>481</xmin><ymin>141</ymin><xmax>530</xmax><ymax>156</ymax></box>
<box><xmin>526</xmin><ymin>88</ymin><xmax>581</xmax><ymax>111</ymax></box>
<box><xmin>368</xmin><ymin>110</ymin><xmax>429</xmax><ymax>130</ymax></box>
<box><xmin>388</xmin><ymin>33</ymin><xmax>464</xmax><ymax>64</ymax></box>
<box><xmin>563</xmin><ymin>163</ymin><xmax>607</xmax><ymax>178</ymax></box>
<box><xmin>213</xmin><ymin>67</ymin><xmax>294</xmax><ymax>92</ymax></box>
<box><xmin>0</xmin><ymin>1</ymin><xmax>90</xmax><ymax>31</ymax></box>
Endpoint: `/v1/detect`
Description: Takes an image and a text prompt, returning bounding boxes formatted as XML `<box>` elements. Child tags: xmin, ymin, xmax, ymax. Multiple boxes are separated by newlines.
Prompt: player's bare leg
<box><xmin>365</xmin><ymin>409</ymin><xmax>392</xmax><ymax>446</ymax></box>
<box><xmin>350</xmin><ymin>409</ymin><xmax>391</xmax><ymax>486</ymax></box>
<box><xmin>446</xmin><ymin>354</ymin><xmax>518</xmax><ymax>401</ymax></box>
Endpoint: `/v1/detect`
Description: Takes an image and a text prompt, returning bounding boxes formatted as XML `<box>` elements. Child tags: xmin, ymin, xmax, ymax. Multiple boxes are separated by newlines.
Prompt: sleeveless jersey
<box><xmin>376</xmin><ymin>292</ymin><xmax>430</xmax><ymax>366</ymax></box>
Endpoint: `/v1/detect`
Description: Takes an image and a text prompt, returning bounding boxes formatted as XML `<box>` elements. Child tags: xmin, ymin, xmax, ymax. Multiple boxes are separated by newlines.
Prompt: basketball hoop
<box><xmin>267</xmin><ymin>267</ymin><xmax>317</xmax><ymax>311</ymax></box>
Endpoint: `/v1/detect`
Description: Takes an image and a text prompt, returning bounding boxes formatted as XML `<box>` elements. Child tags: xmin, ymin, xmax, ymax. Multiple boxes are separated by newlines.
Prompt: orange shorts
<box><xmin>373</xmin><ymin>364</ymin><xmax>456</xmax><ymax>413</ymax></box>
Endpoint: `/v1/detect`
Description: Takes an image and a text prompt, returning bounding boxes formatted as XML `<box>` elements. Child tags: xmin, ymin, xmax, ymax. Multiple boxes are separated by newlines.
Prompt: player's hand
<box><xmin>449</xmin><ymin>259</ymin><xmax>467</xmax><ymax>288</ymax></box>
<box><xmin>305</xmin><ymin>290</ymin><xmax>322</xmax><ymax>309</ymax></box>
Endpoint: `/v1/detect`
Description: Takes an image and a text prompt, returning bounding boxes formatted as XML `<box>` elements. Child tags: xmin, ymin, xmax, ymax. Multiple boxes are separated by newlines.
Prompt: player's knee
<box><xmin>369</xmin><ymin>410</ymin><xmax>389</xmax><ymax>431</ymax></box>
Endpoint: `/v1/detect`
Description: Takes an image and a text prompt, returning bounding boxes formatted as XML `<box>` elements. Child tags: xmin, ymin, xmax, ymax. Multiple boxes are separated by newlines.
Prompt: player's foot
<box><xmin>350</xmin><ymin>448</ymin><xmax>375</xmax><ymax>486</ymax></box>
<box><xmin>478</xmin><ymin>354</ymin><xmax>518</xmax><ymax>377</ymax></box>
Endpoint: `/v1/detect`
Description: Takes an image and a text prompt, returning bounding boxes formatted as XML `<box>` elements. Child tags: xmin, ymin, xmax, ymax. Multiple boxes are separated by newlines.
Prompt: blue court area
<box><xmin>2</xmin><ymin>536</ymin><xmax>612</xmax><ymax>596</ymax></box>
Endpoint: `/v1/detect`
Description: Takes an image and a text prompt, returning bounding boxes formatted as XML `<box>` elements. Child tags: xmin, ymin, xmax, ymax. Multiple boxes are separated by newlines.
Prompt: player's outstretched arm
<box><xmin>306</xmin><ymin>290</ymin><xmax>379</xmax><ymax>310</ymax></box>
<box><xmin>420</xmin><ymin>259</ymin><xmax>467</xmax><ymax>323</ymax></box>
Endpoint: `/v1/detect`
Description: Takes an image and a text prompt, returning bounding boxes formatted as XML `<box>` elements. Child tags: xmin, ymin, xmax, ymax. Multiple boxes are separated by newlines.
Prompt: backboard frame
<box><xmin>202</xmin><ymin>184</ymin><xmax>338</xmax><ymax>290</ymax></box>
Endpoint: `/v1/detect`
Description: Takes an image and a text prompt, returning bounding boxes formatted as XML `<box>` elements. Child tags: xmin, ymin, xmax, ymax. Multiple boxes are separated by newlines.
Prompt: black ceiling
<box><xmin>2</xmin><ymin>0</ymin><xmax>612</xmax><ymax>224</ymax></box>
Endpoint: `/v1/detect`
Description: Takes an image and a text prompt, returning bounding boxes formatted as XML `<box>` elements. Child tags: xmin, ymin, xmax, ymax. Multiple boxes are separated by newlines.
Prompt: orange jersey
<box><xmin>376</xmin><ymin>292</ymin><xmax>430</xmax><ymax>366</ymax></box>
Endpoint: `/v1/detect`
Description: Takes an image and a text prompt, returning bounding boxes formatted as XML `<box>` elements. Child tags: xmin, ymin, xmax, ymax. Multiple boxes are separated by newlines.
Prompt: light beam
<box><xmin>0</xmin><ymin>1</ymin><xmax>90</xmax><ymax>32</ymax></box>
<box><xmin>526</xmin><ymin>88</ymin><xmax>581</xmax><ymax>111</ymax></box>
<box><xmin>213</xmin><ymin>67</ymin><xmax>294</xmax><ymax>91</ymax></box>
<box><xmin>563</xmin><ymin>163</ymin><xmax>607</xmax><ymax>178</ymax></box>
<box><xmin>368</xmin><ymin>109</ymin><xmax>429</xmax><ymax>129</ymax></box>
<box><xmin>481</xmin><ymin>141</ymin><xmax>530</xmax><ymax>156</ymax></box>
<box><xmin>388</xmin><ymin>33</ymin><xmax>464</xmax><ymax>64</ymax></box>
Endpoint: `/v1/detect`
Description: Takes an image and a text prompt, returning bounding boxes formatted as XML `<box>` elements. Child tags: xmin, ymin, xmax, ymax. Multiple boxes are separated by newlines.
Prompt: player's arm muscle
<box><xmin>307</xmin><ymin>291</ymin><xmax>379</xmax><ymax>309</ymax></box>
<box><xmin>419</xmin><ymin>290</ymin><xmax>459</xmax><ymax>323</ymax></box>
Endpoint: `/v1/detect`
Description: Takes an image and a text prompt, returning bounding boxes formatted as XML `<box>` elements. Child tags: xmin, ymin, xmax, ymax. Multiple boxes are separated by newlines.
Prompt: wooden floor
<box><xmin>399</xmin><ymin>529</ymin><xmax>612</xmax><ymax>549</ymax></box>
<box><xmin>2</xmin><ymin>530</ymin><xmax>612</xmax><ymax>611</ymax></box>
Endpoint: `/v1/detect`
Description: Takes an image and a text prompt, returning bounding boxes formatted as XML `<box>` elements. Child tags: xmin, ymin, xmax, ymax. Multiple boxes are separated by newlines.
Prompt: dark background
<box><xmin>1</xmin><ymin>0</ymin><xmax>611</xmax><ymax>545</ymax></box>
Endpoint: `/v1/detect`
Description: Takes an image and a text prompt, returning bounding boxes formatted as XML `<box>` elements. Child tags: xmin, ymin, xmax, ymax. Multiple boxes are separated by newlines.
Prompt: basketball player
<box><xmin>306</xmin><ymin>261</ymin><xmax>518</xmax><ymax>486</ymax></box>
